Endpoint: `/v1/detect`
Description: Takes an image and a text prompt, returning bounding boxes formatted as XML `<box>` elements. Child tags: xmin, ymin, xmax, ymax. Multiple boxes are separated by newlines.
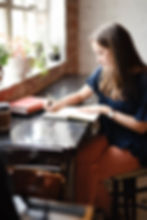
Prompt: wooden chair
<box><xmin>106</xmin><ymin>168</ymin><xmax>147</xmax><ymax>220</ymax></box>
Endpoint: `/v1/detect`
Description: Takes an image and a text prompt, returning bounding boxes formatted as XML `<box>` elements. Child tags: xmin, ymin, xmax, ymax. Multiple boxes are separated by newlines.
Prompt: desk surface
<box><xmin>0</xmin><ymin>75</ymin><xmax>96</xmax><ymax>153</ymax></box>
<box><xmin>0</xmin><ymin>117</ymin><xmax>88</xmax><ymax>152</ymax></box>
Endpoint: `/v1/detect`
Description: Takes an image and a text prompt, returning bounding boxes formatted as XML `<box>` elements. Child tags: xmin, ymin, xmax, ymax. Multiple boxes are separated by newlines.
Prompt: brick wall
<box><xmin>66</xmin><ymin>0</ymin><xmax>79</xmax><ymax>74</ymax></box>
<box><xmin>0</xmin><ymin>0</ymin><xmax>79</xmax><ymax>101</ymax></box>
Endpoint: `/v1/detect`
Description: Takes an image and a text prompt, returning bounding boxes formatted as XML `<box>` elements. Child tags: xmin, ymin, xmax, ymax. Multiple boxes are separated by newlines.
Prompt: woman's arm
<box><xmin>78</xmin><ymin>105</ymin><xmax>147</xmax><ymax>134</ymax></box>
<box><xmin>105</xmin><ymin>107</ymin><xmax>147</xmax><ymax>134</ymax></box>
<box><xmin>45</xmin><ymin>85</ymin><xmax>94</xmax><ymax>112</ymax></box>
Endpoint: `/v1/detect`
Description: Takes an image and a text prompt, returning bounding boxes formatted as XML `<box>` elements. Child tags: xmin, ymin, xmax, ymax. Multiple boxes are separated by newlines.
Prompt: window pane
<box><xmin>49</xmin><ymin>0</ymin><xmax>66</xmax><ymax>59</ymax></box>
<box><xmin>49</xmin><ymin>0</ymin><xmax>66</xmax><ymax>45</ymax></box>
<box><xmin>36</xmin><ymin>12</ymin><xmax>48</xmax><ymax>43</ymax></box>
<box><xmin>13</xmin><ymin>0</ymin><xmax>26</xmax><ymax>6</ymax></box>
<box><xmin>0</xmin><ymin>9</ymin><xmax>7</xmax><ymax>43</ymax></box>
<box><xmin>26</xmin><ymin>11</ymin><xmax>37</xmax><ymax>42</ymax></box>
<box><xmin>36</xmin><ymin>0</ymin><xmax>47</xmax><ymax>11</ymax></box>
<box><xmin>25</xmin><ymin>0</ymin><xmax>35</xmax><ymax>7</ymax></box>
<box><xmin>12</xmin><ymin>10</ymin><xmax>25</xmax><ymax>39</ymax></box>
<box><xmin>13</xmin><ymin>0</ymin><xmax>35</xmax><ymax>7</ymax></box>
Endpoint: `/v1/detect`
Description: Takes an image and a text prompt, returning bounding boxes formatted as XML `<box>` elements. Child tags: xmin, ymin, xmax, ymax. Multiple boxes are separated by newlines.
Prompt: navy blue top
<box><xmin>86</xmin><ymin>66</ymin><xmax>147</xmax><ymax>166</ymax></box>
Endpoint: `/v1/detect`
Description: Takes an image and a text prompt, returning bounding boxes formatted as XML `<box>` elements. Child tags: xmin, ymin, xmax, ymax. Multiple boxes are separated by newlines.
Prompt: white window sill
<box><xmin>0</xmin><ymin>59</ymin><xmax>66</xmax><ymax>91</ymax></box>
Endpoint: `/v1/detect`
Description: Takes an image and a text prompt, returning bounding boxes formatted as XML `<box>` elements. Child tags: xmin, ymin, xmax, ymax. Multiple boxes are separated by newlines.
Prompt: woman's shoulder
<box><xmin>90</xmin><ymin>65</ymin><xmax>103</xmax><ymax>79</ymax></box>
<box><xmin>86</xmin><ymin>65</ymin><xmax>103</xmax><ymax>92</ymax></box>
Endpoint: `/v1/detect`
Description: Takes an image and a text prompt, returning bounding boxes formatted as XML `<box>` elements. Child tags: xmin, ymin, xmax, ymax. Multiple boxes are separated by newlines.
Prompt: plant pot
<box><xmin>19</xmin><ymin>57</ymin><xmax>34</xmax><ymax>79</ymax></box>
<box><xmin>49</xmin><ymin>53</ymin><xmax>61</xmax><ymax>61</ymax></box>
<box><xmin>10</xmin><ymin>57</ymin><xmax>34</xmax><ymax>80</ymax></box>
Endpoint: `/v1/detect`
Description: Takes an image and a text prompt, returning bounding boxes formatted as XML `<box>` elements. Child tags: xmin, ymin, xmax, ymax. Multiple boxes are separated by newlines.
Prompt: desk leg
<box><xmin>64</xmin><ymin>157</ymin><xmax>75</xmax><ymax>202</ymax></box>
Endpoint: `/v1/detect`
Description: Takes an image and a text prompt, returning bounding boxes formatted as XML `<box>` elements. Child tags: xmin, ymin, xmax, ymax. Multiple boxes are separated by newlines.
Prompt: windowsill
<box><xmin>0</xmin><ymin>59</ymin><xmax>66</xmax><ymax>91</ymax></box>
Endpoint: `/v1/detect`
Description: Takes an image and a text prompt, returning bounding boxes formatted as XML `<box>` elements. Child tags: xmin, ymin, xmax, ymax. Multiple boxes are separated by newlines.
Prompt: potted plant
<box><xmin>33</xmin><ymin>42</ymin><xmax>44</xmax><ymax>57</ymax></box>
<box><xmin>34</xmin><ymin>53</ymin><xmax>47</xmax><ymax>75</ymax></box>
<box><xmin>0</xmin><ymin>44</ymin><xmax>10</xmax><ymax>82</ymax></box>
<box><xmin>49</xmin><ymin>45</ymin><xmax>61</xmax><ymax>61</ymax></box>
<box><xmin>33</xmin><ymin>42</ymin><xmax>48</xmax><ymax>75</ymax></box>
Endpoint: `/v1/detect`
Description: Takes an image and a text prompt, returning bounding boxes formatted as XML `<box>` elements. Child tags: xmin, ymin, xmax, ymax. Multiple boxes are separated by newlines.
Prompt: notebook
<box><xmin>43</xmin><ymin>107</ymin><xmax>99</xmax><ymax>122</ymax></box>
<box><xmin>10</xmin><ymin>96</ymin><xmax>47</xmax><ymax>115</ymax></box>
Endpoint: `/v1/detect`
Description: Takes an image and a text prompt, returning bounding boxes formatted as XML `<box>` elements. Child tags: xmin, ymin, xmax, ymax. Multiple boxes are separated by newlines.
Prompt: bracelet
<box><xmin>107</xmin><ymin>108</ymin><xmax>115</xmax><ymax>119</ymax></box>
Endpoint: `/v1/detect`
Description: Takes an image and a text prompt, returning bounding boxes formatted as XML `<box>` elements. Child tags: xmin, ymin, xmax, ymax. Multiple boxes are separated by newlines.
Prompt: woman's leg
<box><xmin>75</xmin><ymin>135</ymin><xmax>109</xmax><ymax>203</ymax></box>
<box><xmin>89</xmin><ymin>146</ymin><xmax>141</xmax><ymax>215</ymax></box>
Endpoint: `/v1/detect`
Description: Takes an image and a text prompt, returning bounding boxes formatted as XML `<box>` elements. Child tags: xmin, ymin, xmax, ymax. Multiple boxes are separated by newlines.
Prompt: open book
<box><xmin>43</xmin><ymin>107</ymin><xmax>99</xmax><ymax>122</ymax></box>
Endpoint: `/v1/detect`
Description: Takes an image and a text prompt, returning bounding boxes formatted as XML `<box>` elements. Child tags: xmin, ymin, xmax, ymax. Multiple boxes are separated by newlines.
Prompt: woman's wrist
<box><xmin>107</xmin><ymin>107</ymin><xmax>116</xmax><ymax>119</ymax></box>
<box><xmin>101</xmin><ymin>106</ymin><xmax>116</xmax><ymax>119</ymax></box>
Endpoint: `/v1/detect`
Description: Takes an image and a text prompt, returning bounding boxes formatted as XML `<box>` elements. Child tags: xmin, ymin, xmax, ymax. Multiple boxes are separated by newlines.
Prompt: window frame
<box><xmin>0</xmin><ymin>0</ymin><xmax>49</xmax><ymax>41</ymax></box>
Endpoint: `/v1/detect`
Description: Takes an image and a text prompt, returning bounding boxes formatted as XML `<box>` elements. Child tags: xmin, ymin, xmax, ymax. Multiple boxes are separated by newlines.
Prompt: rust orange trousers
<box><xmin>75</xmin><ymin>135</ymin><xmax>141</xmax><ymax>214</ymax></box>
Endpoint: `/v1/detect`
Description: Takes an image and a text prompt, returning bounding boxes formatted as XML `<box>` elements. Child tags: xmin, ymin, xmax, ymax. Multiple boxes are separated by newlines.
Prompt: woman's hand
<box><xmin>77</xmin><ymin>104</ymin><xmax>111</xmax><ymax>115</ymax></box>
<box><xmin>44</xmin><ymin>100</ymin><xmax>66</xmax><ymax>112</ymax></box>
<box><xmin>44</xmin><ymin>85</ymin><xmax>94</xmax><ymax>112</ymax></box>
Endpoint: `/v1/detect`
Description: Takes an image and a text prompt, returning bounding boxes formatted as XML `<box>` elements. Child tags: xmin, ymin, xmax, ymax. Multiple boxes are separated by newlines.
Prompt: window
<box><xmin>0</xmin><ymin>0</ymin><xmax>66</xmax><ymax>88</ymax></box>
<box><xmin>0</xmin><ymin>0</ymin><xmax>48</xmax><ymax>43</ymax></box>
<box><xmin>49</xmin><ymin>0</ymin><xmax>66</xmax><ymax>60</ymax></box>
<box><xmin>0</xmin><ymin>0</ymin><xmax>66</xmax><ymax>62</ymax></box>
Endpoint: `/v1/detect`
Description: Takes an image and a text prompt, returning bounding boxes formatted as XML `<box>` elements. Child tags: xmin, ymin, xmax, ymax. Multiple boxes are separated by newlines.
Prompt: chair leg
<box><xmin>123</xmin><ymin>179</ymin><xmax>136</xmax><ymax>220</ymax></box>
<box><xmin>111</xmin><ymin>180</ymin><xmax>119</xmax><ymax>220</ymax></box>
<box><xmin>123</xmin><ymin>178</ymin><xmax>137</xmax><ymax>220</ymax></box>
<box><xmin>123</xmin><ymin>179</ymin><xmax>131</xmax><ymax>220</ymax></box>
<box><xmin>130</xmin><ymin>178</ymin><xmax>137</xmax><ymax>220</ymax></box>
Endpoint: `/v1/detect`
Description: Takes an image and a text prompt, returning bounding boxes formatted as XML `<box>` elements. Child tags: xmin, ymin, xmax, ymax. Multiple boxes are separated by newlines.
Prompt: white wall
<box><xmin>79</xmin><ymin>0</ymin><xmax>147</xmax><ymax>74</ymax></box>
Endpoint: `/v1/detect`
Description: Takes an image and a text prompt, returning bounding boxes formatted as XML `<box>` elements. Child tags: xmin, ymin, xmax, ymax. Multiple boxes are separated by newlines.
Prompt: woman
<box><xmin>46</xmin><ymin>23</ymin><xmax>147</xmax><ymax>217</ymax></box>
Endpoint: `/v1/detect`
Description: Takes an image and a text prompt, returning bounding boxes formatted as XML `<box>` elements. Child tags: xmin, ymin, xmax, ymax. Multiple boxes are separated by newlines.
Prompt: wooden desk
<box><xmin>0</xmin><ymin>75</ymin><xmax>97</xmax><ymax>200</ymax></box>
<box><xmin>0</xmin><ymin>117</ymin><xmax>88</xmax><ymax>153</ymax></box>
<box><xmin>0</xmin><ymin>74</ymin><xmax>96</xmax><ymax>153</ymax></box>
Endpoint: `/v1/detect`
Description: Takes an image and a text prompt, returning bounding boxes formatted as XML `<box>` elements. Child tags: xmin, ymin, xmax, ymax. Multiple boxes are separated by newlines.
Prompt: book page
<box><xmin>43</xmin><ymin>107</ymin><xmax>99</xmax><ymax>122</ymax></box>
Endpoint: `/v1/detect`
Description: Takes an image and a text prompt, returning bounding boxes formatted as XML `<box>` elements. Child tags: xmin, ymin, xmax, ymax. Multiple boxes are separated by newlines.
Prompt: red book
<box><xmin>10</xmin><ymin>96</ymin><xmax>47</xmax><ymax>115</ymax></box>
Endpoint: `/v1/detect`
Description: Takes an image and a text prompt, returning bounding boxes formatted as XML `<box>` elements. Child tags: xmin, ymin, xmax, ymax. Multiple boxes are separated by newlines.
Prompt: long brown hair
<box><xmin>91</xmin><ymin>23</ymin><xmax>147</xmax><ymax>101</ymax></box>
